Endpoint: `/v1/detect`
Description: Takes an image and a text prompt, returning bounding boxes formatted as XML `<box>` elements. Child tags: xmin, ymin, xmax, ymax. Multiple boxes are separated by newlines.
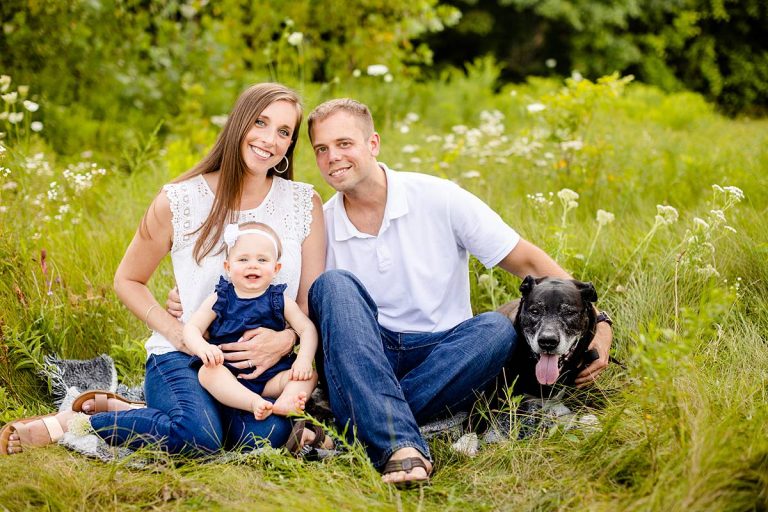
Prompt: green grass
<box><xmin>1</xmin><ymin>73</ymin><xmax>767</xmax><ymax>511</ymax></box>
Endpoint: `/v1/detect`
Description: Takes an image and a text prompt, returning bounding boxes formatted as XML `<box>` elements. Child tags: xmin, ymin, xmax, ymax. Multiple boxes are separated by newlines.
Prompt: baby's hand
<box><xmin>198</xmin><ymin>345</ymin><xmax>224</xmax><ymax>367</ymax></box>
<box><xmin>290</xmin><ymin>360</ymin><xmax>314</xmax><ymax>381</ymax></box>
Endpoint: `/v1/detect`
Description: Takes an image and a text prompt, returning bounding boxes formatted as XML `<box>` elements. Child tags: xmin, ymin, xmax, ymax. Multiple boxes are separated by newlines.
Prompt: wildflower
<box><xmin>0</xmin><ymin>75</ymin><xmax>10</xmax><ymax>92</ymax></box>
<box><xmin>709</xmin><ymin>209</ymin><xmax>726</xmax><ymax>223</ymax></box>
<box><xmin>545</xmin><ymin>58</ymin><xmax>557</xmax><ymax>69</ymax></box>
<box><xmin>31</xmin><ymin>121</ymin><xmax>43</xmax><ymax>132</ymax></box>
<box><xmin>405</xmin><ymin>112</ymin><xmax>420</xmax><ymax>123</ymax></box>
<box><xmin>557</xmin><ymin>188</ymin><xmax>579</xmax><ymax>205</ymax></box>
<box><xmin>8</xmin><ymin>112</ymin><xmax>23</xmax><ymax>124</ymax></box>
<box><xmin>452</xmin><ymin>125</ymin><xmax>468</xmax><ymax>135</ymax></box>
<box><xmin>696</xmin><ymin>265</ymin><xmax>720</xmax><ymax>278</ymax></box>
<box><xmin>23</xmin><ymin>100</ymin><xmax>39</xmax><ymax>112</ymax></box>
<box><xmin>596</xmin><ymin>209</ymin><xmax>615</xmax><ymax>226</ymax></box>
<box><xmin>17</xmin><ymin>85</ymin><xmax>29</xmax><ymax>97</ymax></box>
<box><xmin>402</xmin><ymin>144</ymin><xmax>419</xmax><ymax>154</ymax></box>
<box><xmin>2</xmin><ymin>92</ymin><xmax>17</xmax><ymax>104</ymax></box>
<box><xmin>526</xmin><ymin>103</ymin><xmax>546</xmax><ymax>113</ymax></box>
<box><xmin>180</xmin><ymin>4</ymin><xmax>197</xmax><ymax>18</ymax></box>
<box><xmin>724</xmin><ymin>226</ymin><xmax>737</xmax><ymax>234</ymax></box>
<box><xmin>723</xmin><ymin>186</ymin><xmax>744</xmax><ymax>202</ymax></box>
<box><xmin>560</xmin><ymin>140</ymin><xmax>584</xmax><ymax>151</ymax></box>
<box><xmin>409</xmin><ymin>157</ymin><xmax>422</xmax><ymax>164</ymax></box>
<box><xmin>2</xmin><ymin>181</ymin><xmax>17</xmax><ymax>190</ymax></box>
<box><xmin>367</xmin><ymin>65</ymin><xmax>389</xmax><ymax>76</ymax></box>
<box><xmin>399</xmin><ymin>125</ymin><xmax>410</xmax><ymax>134</ymax></box>
<box><xmin>210</xmin><ymin>115</ymin><xmax>228</xmax><ymax>127</ymax></box>
<box><xmin>460</xmin><ymin>169</ymin><xmax>481</xmax><ymax>179</ymax></box>
<box><xmin>284</xmin><ymin>18</ymin><xmax>295</xmax><ymax>27</ymax></box>
<box><xmin>352</xmin><ymin>69</ymin><xmax>361</xmax><ymax>78</ymax></box>
<box><xmin>0</xmin><ymin>143</ymin><xmax>5</xmax><ymax>156</ymax></box>
<box><xmin>0</xmin><ymin>112</ymin><xmax>7</xmax><ymax>121</ymax></box>
<box><xmin>384</xmin><ymin>73</ymin><xmax>393</xmax><ymax>83</ymax></box>
<box><xmin>287</xmin><ymin>32</ymin><xmax>303</xmax><ymax>46</ymax></box>
<box><xmin>655</xmin><ymin>204</ymin><xmax>679</xmax><ymax>225</ymax></box>
<box><xmin>571</xmin><ymin>70</ymin><xmax>583</xmax><ymax>82</ymax></box>
<box><xmin>693</xmin><ymin>217</ymin><xmax>709</xmax><ymax>230</ymax></box>
<box><xmin>0</xmin><ymin>206</ymin><xmax>6</xmax><ymax>213</ymax></box>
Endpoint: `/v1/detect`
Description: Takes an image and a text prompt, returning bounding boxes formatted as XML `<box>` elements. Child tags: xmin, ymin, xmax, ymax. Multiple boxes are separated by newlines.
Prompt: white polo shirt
<box><xmin>324</xmin><ymin>163</ymin><xmax>520</xmax><ymax>333</ymax></box>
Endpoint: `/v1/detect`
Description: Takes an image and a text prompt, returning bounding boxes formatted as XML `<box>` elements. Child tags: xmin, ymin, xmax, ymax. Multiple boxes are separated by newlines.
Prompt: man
<box><xmin>306</xmin><ymin>99</ymin><xmax>612</xmax><ymax>486</ymax></box>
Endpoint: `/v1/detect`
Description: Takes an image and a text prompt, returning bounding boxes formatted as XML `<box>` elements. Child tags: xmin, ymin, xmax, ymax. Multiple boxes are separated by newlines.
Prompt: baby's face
<box><xmin>225</xmin><ymin>233</ymin><xmax>279</xmax><ymax>297</ymax></box>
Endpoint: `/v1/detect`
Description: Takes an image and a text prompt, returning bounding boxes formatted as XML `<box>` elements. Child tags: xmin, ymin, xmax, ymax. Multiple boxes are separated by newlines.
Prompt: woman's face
<box><xmin>240</xmin><ymin>100</ymin><xmax>298</xmax><ymax>175</ymax></box>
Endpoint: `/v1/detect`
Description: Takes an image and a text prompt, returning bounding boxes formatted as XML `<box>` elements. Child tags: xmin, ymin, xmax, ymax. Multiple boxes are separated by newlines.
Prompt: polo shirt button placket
<box><xmin>376</xmin><ymin>242</ymin><xmax>392</xmax><ymax>273</ymax></box>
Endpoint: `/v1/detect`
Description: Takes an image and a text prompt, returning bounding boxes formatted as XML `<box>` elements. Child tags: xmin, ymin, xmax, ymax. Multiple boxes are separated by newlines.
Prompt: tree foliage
<box><xmin>428</xmin><ymin>0</ymin><xmax>767</xmax><ymax>115</ymax></box>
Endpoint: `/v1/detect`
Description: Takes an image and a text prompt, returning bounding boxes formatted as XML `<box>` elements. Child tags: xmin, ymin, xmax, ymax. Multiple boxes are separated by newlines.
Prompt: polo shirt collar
<box><xmin>331</xmin><ymin>162</ymin><xmax>409</xmax><ymax>241</ymax></box>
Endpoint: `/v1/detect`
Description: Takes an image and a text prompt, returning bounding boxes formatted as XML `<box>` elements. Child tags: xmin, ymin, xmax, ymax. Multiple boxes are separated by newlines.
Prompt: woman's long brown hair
<box><xmin>144</xmin><ymin>83</ymin><xmax>303</xmax><ymax>264</ymax></box>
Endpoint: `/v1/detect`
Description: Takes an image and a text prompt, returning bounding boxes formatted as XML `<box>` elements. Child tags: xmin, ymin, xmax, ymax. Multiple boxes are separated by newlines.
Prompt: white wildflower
<box><xmin>0</xmin><ymin>75</ymin><xmax>10</xmax><ymax>92</ymax></box>
<box><xmin>693</xmin><ymin>217</ymin><xmax>710</xmax><ymax>230</ymax></box>
<box><xmin>723</xmin><ymin>186</ymin><xmax>744</xmax><ymax>202</ymax></box>
<box><xmin>724</xmin><ymin>226</ymin><xmax>737</xmax><ymax>234</ymax></box>
<box><xmin>8</xmin><ymin>112</ymin><xmax>23</xmax><ymax>124</ymax></box>
<box><xmin>352</xmin><ymin>69</ymin><xmax>361</xmax><ymax>78</ymax></box>
<box><xmin>2</xmin><ymin>181</ymin><xmax>17</xmax><ymax>190</ymax></box>
<box><xmin>571</xmin><ymin>70</ymin><xmax>583</xmax><ymax>82</ymax></box>
<box><xmin>31</xmin><ymin>121</ymin><xmax>43</xmax><ymax>132</ymax></box>
<box><xmin>2</xmin><ymin>92</ymin><xmax>17</xmax><ymax>104</ymax></box>
<box><xmin>284</xmin><ymin>17</ymin><xmax>294</xmax><ymax>27</ymax></box>
<box><xmin>210</xmin><ymin>115</ymin><xmax>228</xmax><ymax>127</ymax></box>
<box><xmin>655</xmin><ymin>204</ymin><xmax>679</xmax><ymax>225</ymax></box>
<box><xmin>462</xmin><ymin>170</ymin><xmax>481</xmax><ymax>179</ymax></box>
<box><xmin>405</xmin><ymin>112</ymin><xmax>420</xmax><ymax>123</ymax></box>
<box><xmin>709</xmin><ymin>209</ymin><xmax>726</xmax><ymax>223</ymax></box>
<box><xmin>286</xmin><ymin>32</ymin><xmax>303</xmax><ymax>46</ymax></box>
<box><xmin>596</xmin><ymin>209</ymin><xmax>615</xmax><ymax>226</ymax></box>
<box><xmin>0</xmin><ymin>206</ymin><xmax>6</xmax><ymax>213</ymax></box>
<box><xmin>22</xmin><ymin>100</ymin><xmax>39</xmax><ymax>112</ymax></box>
<box><xmin>545</xmin><ymin>58</ymin><xmax>557</xmax><ymax>69</ymax></box>
<box><xmin>409</xmin><ymin>157</ymin><xmax>422</xmax><ymax>164</ymax></box>
<box><xmin>402</xmin><ymin>144</ymin><xmax>419</xmax><ymax>154</ymax></box>
<box><xmin>384</xmin><ymin>73</ymin><xmax>393</xmax><ymax>83</ymax></box>
<box><xmin>557</xmin><ymin>188</ymin><xmax>579</xmax><ymax>204</ymax></box>
<box><xmin>696</xmin><ymin>265</ymin><xmax>720</xmax><ymax>278</ymax></box>
<box><xmin>560</xmin><ymin>140</ymin><xmax>584</xmax><ymax>151</ymax></box>
<box><xmin>17</xmin><ymin>85</ymin><xmax>29</xmax><ymax>97</ymax></box>
<box><xmin>399</xmin><ymin>125</ymin><xmax>410</xmax><ymax>134</ymax></box>
<box><xmin>367</xmin><ymin>64</ymin><xmax>389</xmax><ymax>76</ymax></box>
<box><xmin>66</xmin><ymin>413</ymin><xmax>94</xmax><ymax>436</ymax></box>
<box><xmin>452</xmin><ymin>125</ymin><xmax>468</xmax><ymax>135</ymax></box>
<box><xmin>526</xmin><ymin>103</ymin><xmax>546</xmax><ymax>113</ymax></box>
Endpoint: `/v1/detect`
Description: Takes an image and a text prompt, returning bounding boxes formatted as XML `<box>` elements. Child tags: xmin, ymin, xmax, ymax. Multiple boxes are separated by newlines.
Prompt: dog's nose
<box><xmin>538</xmin><ymin>335</ymin><xmax>558</xmax><ymax>352</ymax></box>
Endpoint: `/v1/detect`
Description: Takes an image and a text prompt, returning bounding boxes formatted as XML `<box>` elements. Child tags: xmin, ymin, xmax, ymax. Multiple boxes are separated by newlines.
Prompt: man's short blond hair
<box><xmin>307</xmin><ymin>98</ymin><xmax>375</xmax><ymax>142</ymax></box>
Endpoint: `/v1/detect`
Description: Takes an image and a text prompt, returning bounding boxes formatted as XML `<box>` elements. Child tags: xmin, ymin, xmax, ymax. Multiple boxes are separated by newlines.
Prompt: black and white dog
<box><xmin>498</xmin><ymin>275</ymin><xmax>599</xmax><ymax>398</ymax></box>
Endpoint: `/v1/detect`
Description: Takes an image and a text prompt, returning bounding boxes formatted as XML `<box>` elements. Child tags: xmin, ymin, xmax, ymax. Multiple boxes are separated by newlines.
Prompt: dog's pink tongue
<box><xmin>536</xmin><ymin>354</ymin><xmax>560</xmax><ymax>385</ymax></box>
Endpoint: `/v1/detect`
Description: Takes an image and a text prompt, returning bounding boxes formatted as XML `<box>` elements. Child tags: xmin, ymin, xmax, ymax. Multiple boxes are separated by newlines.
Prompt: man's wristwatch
<box><xmin>596</xmin><ymin>311</ymin><xmax>613</xmax><ymax>327</ymax></box>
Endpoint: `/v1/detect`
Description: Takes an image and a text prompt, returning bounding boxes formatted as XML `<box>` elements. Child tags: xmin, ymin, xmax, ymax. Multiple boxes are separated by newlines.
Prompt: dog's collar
<box><xmin>596</xmin><ymin>310</ymin><xmax>613</xmax><ymax>326</ymax></box>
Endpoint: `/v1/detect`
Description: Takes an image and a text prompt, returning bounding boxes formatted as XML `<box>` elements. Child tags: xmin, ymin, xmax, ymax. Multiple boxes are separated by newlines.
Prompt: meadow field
<box><xmin>1</xmin><ymin>68</ymin><xmax>767</xmax><ymax>511</ymax></box>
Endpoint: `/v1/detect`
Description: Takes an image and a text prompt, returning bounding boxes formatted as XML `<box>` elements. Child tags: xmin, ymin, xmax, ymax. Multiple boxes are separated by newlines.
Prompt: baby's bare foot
<box><xmin>252</xmin><ymin>397</ymin><xmax>273</xmax><ymax>420</ymax></box>
<box><xmin>272</xmin><ymin>391</ymin><xmax>307</xmax><ymax>417</ymax></box>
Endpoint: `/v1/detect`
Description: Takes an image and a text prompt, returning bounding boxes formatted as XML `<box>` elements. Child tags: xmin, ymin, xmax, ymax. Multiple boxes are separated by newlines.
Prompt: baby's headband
<box><xmin>223</xmin><ymin>224</ymin><xmax>279</xmax><ymax>257</ymax></box>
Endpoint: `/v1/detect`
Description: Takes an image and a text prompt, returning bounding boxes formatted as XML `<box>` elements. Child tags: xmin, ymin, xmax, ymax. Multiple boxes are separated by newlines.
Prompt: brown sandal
<box><xmin>382</xmin><ymin>456</ymin><xmax>431</xmax><ymax>487</ymax></box>
<box><xmin>285</xmin><ymin>420</ymin><xmax>329</xmax><ymax>456</ymax></box>
<box><xmin>0</xmin><ymin>413</ymin><xmax>64</xmax><ymax>456</ymax></box>
<box><xmin>71</xmin><ymin>390</ymin><xmax>145</xmax><ymax>415</ymax></box>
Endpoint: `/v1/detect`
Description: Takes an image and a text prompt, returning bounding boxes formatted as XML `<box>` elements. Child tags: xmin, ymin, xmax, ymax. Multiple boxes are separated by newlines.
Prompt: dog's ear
<box><xmin>519</xmin><ymin>275</ymin><xmax>536</xmax><ymax>296</ymax></box>
<box><xmin>574</xmin><ymin>280</ymin><xmax>598</xmax><ymax>303</ymax></box>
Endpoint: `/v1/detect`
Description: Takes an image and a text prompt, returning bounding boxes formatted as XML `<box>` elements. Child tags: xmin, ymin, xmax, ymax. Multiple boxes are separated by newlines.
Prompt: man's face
<box><xmin>311</xmin><ymin>111</ymin><xmax>380</xmax><ymax>193</ymax></box>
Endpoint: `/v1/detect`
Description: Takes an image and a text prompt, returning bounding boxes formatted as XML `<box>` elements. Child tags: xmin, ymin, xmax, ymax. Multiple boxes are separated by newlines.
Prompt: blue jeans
<box><xmin>89</xmin><ymin>351</ymin><xmax>291</xmax><ymax>455</ymax></box>
<box><xmin>309</xmin><ymin>270</ymin><xmax>517</xmax><ymax>469</ymax></box>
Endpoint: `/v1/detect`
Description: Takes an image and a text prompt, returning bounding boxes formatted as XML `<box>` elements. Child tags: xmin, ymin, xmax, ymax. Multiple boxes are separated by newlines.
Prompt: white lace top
<box><xmin>144</xmin><ymin>174</ymin><xmax>315</xmax><ymax>355</ymax></box>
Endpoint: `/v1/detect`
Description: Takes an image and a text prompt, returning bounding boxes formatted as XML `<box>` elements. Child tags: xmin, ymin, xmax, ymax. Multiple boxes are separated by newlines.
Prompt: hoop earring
<box><xmin>272</xmin><ymin>156</ymin><xmax>290</xmax><ymax>175</ymax></box>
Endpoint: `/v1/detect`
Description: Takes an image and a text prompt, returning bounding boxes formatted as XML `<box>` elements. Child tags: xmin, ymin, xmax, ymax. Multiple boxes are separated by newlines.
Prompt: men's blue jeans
<box><xmin>309</xmin><ymin>270</ymin><xmax>517</xmax><ymax>469</ymax></box>
<box><xmin>89</xmin><ymin>351</ymin><xmax>291</xmax><ymax>455</ymax></box>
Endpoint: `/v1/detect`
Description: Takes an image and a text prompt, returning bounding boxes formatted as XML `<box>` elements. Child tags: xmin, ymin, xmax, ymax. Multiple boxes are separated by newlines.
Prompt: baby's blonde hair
<box><xmin>226</xmin><ymin>221</ymin><xmax>283</xmax><ymax>259</ymax></box>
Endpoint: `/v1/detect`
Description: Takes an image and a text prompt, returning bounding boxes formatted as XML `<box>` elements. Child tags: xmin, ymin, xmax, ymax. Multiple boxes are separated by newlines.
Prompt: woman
<box><xmin>1</xmin><ymin>83</ymin><xmax>326</xmax><ymax>455</ymax></box>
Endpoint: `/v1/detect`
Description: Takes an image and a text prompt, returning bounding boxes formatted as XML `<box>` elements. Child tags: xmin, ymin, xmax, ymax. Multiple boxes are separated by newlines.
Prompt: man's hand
<box><xmin>167</xmin><ymin>286</ymin><xmax>183</xmax><ymax>319</ymax></box>
<box><xmin>574</xmin><ymin>322</ymin><xmax>612</xmax><ymax>387</ymax></box>
<box><xmin>220</xmin><ymin>327</ymin><xmax>295</xmax><ymax>380</ymax></box>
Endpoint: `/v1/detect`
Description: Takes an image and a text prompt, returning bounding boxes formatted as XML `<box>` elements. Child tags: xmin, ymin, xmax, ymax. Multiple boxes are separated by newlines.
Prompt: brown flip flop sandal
<box><xmin>71</xmin><ymin>390</ymin><xmax>145</xmax><ymax>415</ymax></box>
<box><xmin>285</xmin><ymin>420</ymin><xmax>330</xmax><ymax>456</ymax></box>
<box><xmin>0</xmin><ymin>413</ymin><xmax>64</xmax><ymax>456</ymax></box>
<box><xmin>382</xmin><ymin>456</ymin><xmax>431</xmax><ymax>488</ymax></box>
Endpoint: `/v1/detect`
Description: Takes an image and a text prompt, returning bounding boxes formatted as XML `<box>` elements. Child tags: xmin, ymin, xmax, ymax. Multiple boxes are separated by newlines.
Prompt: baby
<box><xmin>184</xmin><ymin>221</ymin><xmax>318</xmax><ymax>420</ymax></box>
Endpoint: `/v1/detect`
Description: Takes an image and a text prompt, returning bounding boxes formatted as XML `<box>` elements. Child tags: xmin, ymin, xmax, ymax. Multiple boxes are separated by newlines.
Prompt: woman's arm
<box><xmin>295</xmin><ymin>190</ymin><xmax>327</xmax><ymax>315</ymax></box>
<box><xmin>182</xmin><ymin>293</ymin><xmax>222</xmax><ymax>366</ymax></box>
<box><xmin>283</xmin><ymin>297</ymin><xmax>319</xmax><ymax>380</ymax></box>
<box><xmin>113</xmin><ymin>191</ymin><xmax>188</xmax><ymax>352</ymax></box>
